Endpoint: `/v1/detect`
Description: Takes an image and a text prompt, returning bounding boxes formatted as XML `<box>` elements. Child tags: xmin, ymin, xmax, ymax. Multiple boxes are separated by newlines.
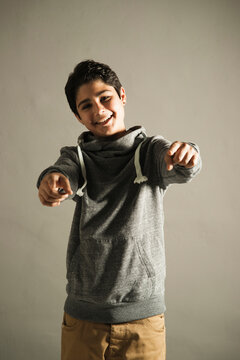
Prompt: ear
<box><xmin>120</xmin><ymin>87</ymin><xmax>127</xmax><ymax>105</ymax></box>
<box><xmin>74</xmin><ymin>113</ymin><xmax>83</xmax><ymax>123</ymax></box>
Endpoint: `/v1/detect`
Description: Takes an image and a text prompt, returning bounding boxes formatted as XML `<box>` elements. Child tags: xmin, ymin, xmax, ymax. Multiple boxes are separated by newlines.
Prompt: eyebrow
<box><xmin>77</xmin><ymin>90</ymin><xmax>112</xmax><ymax>108</ymax></box>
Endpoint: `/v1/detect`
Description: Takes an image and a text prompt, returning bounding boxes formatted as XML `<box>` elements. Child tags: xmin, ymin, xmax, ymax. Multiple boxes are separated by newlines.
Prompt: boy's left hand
<box><xmin>164</xmin><ymin>141</ymin><xmax>199</xmax><ymax>171</ymax></box>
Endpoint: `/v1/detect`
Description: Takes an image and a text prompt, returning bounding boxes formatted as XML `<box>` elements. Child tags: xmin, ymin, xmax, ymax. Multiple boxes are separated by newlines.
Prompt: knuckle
<box><xmin>170</xmin><ymin>141</ymin><xmax>177</xmax><ymax>149</ymax></box>
<box><xmin>172</xmin><ymin>141</ymin><xmax>180</xmax><ymax>149</ymax></box>
<box><xmin>182</xmin><ymin>143</ymin><xmax>190</xmax><ymax>150</ymax></box>
<box><xmin>192</xmin><ymin>153</ymin><xmax>198</xmax><ymax>162</ymax></box>
<box><xmin>192</xmin><ymin>157</ymin><xmax>197</xmax><ymax>166</ymax></box>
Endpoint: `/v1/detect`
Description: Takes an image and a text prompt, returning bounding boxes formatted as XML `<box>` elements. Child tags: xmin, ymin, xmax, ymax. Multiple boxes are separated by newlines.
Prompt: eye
<box><xmin>82</xmin><ymin>103</ymin><xmax>91</xmax><ymax>110</ymax></box>
<box><xmin>101</xmin><ymin>96</ymin><xmax>111</xmax><ymax>102</ymax></box>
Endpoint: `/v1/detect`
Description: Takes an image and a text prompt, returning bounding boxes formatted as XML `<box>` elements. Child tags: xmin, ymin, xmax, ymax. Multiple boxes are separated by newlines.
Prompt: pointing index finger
<box><xmin>59</xmin><ymin>176</ymin><xmax>73</xmax><ymax>195</ymax></box>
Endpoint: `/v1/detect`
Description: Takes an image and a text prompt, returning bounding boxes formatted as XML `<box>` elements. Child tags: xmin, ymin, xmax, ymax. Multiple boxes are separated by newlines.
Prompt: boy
<box><xmin>37</xmin><ymin>60</ymin><xmax>201</xmax><ymax>360</ymax></box>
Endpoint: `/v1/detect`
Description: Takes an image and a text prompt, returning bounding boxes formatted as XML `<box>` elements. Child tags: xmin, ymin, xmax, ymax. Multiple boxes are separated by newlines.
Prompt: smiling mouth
<box><xmin>95</xmin><ymin>114</ymin><xmax>113</xmax><ymax>125</ymax></box>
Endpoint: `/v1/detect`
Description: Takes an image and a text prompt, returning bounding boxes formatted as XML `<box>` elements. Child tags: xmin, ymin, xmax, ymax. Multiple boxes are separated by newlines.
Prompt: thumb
<box><xmin>164</xmin><ymin>153</ymin><xmax>174</xmax><ymax>171</ymax></box>
<box><xmin>58</xmin><ymin>175</ymin><xmax>73</xmax><ymax>195</ymax></box>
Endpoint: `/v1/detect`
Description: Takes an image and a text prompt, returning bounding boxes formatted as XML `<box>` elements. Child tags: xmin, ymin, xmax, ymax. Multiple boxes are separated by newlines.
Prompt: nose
<box><xmin>93</xmin><ymin>101</ymin><xmax>105</xmax><ymax>116</ymax></box>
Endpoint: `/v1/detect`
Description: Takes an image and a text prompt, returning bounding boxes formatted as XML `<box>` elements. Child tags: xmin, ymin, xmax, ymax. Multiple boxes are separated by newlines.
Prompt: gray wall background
<box><xmin>1</xmin><ymin>0</ymin><xmax>239</xmax><ymax>359</ymax></box>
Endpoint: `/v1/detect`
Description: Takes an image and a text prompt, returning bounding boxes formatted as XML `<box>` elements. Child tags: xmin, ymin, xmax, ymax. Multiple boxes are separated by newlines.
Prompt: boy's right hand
<box><xmin>38</xmin><ymin>172</ymin><xmax>73</xmax><ymax>207</ymax></box>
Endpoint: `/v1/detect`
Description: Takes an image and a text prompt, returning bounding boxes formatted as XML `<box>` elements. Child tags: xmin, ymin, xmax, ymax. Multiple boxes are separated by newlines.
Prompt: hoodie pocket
<box><xmin>66</xmin><ymin>235</ymin><xmax>156</xmax><ymax>305</ymax></box>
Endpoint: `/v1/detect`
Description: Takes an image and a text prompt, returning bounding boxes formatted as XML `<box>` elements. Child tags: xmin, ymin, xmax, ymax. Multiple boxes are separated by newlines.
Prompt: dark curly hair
<box><xmin>65</xmin><ymin>60</ymin><xmax>122</xmax><ymax>116</ymax></box>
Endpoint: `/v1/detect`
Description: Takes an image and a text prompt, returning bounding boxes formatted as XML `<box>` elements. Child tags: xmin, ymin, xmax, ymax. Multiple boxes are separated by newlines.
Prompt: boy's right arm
<box><xmin>37</xmin><ymin>146</ymin><xmax>82</xmax><ymax>207</ymax></box>
<box><xmin>38</xmin><ymin>172</ymin><xmax>73</xmax><ymax>207</ymax></box>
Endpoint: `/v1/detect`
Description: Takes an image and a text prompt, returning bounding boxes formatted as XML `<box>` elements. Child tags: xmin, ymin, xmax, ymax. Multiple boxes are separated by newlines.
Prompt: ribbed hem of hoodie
<box><xmin>64</xmin><ymin>295</ymin><xmax>166</xmax><ymax>324</ymax></box>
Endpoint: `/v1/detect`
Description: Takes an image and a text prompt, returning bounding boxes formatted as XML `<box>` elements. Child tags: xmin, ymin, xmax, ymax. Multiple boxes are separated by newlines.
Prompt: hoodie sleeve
<box><xmin>36</xmin><ymin>146</ymin><xmax>83</xmax><ymax>199</ymax></box>
<box><xmin>151</xmin><ymin>137</ymin><xmax>202</xmax><ymax>190</ymax></box>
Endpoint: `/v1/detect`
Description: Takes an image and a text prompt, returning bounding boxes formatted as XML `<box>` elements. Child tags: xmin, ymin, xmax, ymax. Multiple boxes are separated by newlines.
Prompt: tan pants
<box><xmin>61</xmin><ymin>312</ymin><xmax>166</xmax><ymax>360</ymax></box>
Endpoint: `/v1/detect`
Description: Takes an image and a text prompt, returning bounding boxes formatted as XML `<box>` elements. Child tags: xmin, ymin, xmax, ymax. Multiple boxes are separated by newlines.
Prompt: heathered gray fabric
<box><xmin>37</xmin><ymin>126</ymin><xmax>202</xmax><ymax>323</ymax></box>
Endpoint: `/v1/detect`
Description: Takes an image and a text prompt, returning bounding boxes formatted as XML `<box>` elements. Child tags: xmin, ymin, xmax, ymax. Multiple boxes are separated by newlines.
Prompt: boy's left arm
<box><xmin>164</xmin><ymin>141</ymin><xmax>199</xmax><ymax>171</ymax></box>
<box><xmin>155</xmin><ymin>140</ymin><xmax>202</xmax><ymax>189</ymax></box>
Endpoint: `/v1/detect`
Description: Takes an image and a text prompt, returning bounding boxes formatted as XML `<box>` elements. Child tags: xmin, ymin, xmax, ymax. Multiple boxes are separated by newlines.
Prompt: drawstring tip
<box><xmin>76</xmin><ymin>189</ymin><xmax>84</xmax><ymax>197</ymax></box>
<box><xmin>134</xmin><ymin>176</ymin><xmax>148</xmax><ymax>184</ymax></box>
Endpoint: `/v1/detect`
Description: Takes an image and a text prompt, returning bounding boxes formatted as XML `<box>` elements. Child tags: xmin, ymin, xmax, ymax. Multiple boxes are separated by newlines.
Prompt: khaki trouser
<box><xmin>61</xmin><ymin>312</ymin><xmax>166</xmax><ymax>360</ymax></box>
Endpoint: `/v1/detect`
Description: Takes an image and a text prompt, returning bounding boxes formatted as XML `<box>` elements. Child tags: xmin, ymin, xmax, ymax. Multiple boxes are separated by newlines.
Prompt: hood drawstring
<box><xmin>76</xmin><ymin>138</ymin><xmax>148</xmax><ymax>197</ymax></box>
<box><xmin>76</xmin><ymin>144</ymin><xmax>87</xmax><ymax>197</ymax></box>
<box><xmin>134</xmin><ymin>140</ymin><xmax>148</xmax><ymax>184</ymax></box>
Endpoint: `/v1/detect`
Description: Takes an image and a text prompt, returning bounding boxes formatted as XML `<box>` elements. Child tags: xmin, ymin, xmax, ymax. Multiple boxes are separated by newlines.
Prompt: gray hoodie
<box><xmin>37</xmin><ymin>126</ymin><xmax>201</xmax><ymax>323</ymax></box>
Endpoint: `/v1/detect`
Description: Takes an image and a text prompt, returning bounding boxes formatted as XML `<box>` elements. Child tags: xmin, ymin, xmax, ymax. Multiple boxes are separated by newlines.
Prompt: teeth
<box><xmin>97</xmin><ymin>114</ymin><xmax>112</xmax><ymax>123</ymax></box>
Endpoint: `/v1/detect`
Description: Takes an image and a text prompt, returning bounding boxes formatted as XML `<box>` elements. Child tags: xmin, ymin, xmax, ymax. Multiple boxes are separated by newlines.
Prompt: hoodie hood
<box><xmin>76</xmin><ymin>126</ymin><xmax>148</xmax><ymax>197</ymax></box>
<box><xmin>77</xmin><ymin>126</ymin><xmax>147</xmax><ymax>156</ymax></box>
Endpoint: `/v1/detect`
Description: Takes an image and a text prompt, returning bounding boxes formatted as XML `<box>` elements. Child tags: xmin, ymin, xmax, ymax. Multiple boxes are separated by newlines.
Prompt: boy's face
<box><xmin>75</xmin><ymin>80</ymin><xmax>127</xmax><ymax>139</ymax></box>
